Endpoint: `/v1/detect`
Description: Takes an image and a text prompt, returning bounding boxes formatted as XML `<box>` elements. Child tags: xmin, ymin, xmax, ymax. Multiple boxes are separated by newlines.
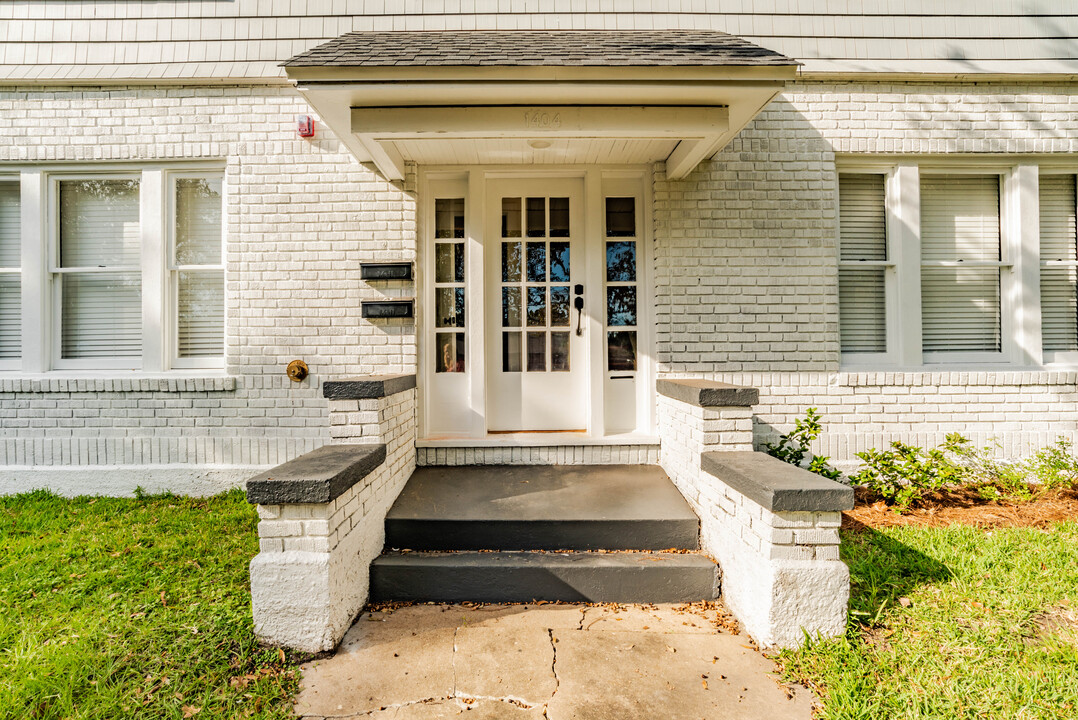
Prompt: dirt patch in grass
<box><xmin>843</xmin><ymin>486</ymin><xmax>1078</xmax><ymax>531</ymax></box>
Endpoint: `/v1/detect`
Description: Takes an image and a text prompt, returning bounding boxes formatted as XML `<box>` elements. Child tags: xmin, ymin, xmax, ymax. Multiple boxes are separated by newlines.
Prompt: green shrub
<box><xmin>764</xmin><ymin>407</ymin><xmax>841</xmax><ymax>481</ymax></box>
<box><xmin>850</xmin><ymin>433</ymin><xmax>971</xmax><ymax>509</ymax></box>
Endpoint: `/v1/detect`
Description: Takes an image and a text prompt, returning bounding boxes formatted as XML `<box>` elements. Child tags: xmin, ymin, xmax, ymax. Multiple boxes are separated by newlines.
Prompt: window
<box><xmin>1</xmin><ymin>167</ymin><xmax>225</xmax><ymax>374</ymax></box>
<box><xmin>605</xmin><ymin>197</ymin><xmax>638</xmax><ymax>372</ymax></box>
<box><xmin>837</xmin><ymin>174</ymin><xmax>889</xmax><ymax>355</ymax></box>
<box><xmin>55</xmin><ymin>178</ymin><xmax>143</xmax><ymax>365</ymax></box>
<box><xmin>920</xmin><ymin>174</ymin><xmax>1005</xmax><ymax>360</ymax></box>
<box><xmin>1040</xmin><ymin>174</ymin><xmax>1078</xmax><ymax>360</ymax></box>
<box><xmin>434</xmin><ymin>197</ymin><xmax>465</xmax><ymax>373</ymax></box>
<box><xmin>0</xmin><ymin>180</ymin><xmax>19</xmax><ymax>366</ymax></box>
<box><xmin>837</xmin><ymin>165</ymin><xmax>1040</xmax><ymax>367</ymax></box>
<box><xmin>172</xmin><ymin>176</ymin><xmax>225</xmax><ymax>367</ymax></box>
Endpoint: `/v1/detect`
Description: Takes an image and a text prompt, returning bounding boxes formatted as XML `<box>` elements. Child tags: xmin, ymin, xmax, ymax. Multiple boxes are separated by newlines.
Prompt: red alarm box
<box><xmin>297</xmin><ymin>115</ymin><xmax>315</xmax><ymax>137</ymax></box>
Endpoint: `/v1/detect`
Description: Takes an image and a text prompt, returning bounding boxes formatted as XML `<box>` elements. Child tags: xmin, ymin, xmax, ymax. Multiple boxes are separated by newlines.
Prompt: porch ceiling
<box><xmin>283</xmin><ymin>31</ymin><xmax>799</xmax><ymax>181</ymax></box>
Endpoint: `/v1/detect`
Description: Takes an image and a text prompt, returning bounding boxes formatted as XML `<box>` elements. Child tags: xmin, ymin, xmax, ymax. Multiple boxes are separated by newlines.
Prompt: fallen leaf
<box><xmin>182</xmin><ymin>706</ymin><xmax>201</xmax><ymax>718</ymax></box>
<box><xmin>898</xmin><ymin>597</ymin><xmax>912</xmax><ymax>608</ymax></box>
<box><xmin>277</xmin><ymin>648</ymin><xmax>286</xmax><ymax>663</ymax></box>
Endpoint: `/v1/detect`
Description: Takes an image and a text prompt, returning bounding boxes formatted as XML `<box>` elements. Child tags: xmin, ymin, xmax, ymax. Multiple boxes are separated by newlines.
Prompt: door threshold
<box><xmin>416</xmin><ymin>432</ymin><xmax>660</xmax><ymax>448</ymax></box>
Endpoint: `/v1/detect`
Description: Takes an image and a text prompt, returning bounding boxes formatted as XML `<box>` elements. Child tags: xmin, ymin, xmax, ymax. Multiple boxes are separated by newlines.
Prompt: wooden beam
<box><xmin>357</xmin><ymin>135</ymin><xmax>407</xmax><ymax>181</ymax></box>
<box><xmin>665</xmin><ymin>137</ymin><xmax>721</xmax><ymax>180</ymax></box>
<box><xmin>351</xmin><ymin>105</ymin><xmax>729</xmax><ymax>138</ymax></box>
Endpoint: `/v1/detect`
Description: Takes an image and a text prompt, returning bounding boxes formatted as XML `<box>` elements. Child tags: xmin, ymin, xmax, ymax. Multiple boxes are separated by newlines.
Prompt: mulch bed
<box><xmin>843</xmin><ymin>486</ymin><xmax>1078</xmax><ymax>531</ymax></box>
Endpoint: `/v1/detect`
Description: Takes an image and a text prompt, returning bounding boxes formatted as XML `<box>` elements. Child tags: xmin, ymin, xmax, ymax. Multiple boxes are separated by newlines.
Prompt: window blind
<box><xmin>58</xmin><ymin>179</ymin><xmax>141</xmax><ymax>359</ymax></box>
<box><xmin>1040</xmin><ymin>174</ymin><xmax>1078</xmax><ymax>352</ymax></box>
<box><xmin>174</xmin><ymin>178</ymin><xmax>224</xmax><ymax>358</ymax></box>
<box><xmin>0</xmin><ymin>181</ymin><xmax>19</xmax><ymax>359</ymax></box>
<box><xmin>921</xmin><ymin>175</ymin><xmax>1001</xmax><ymax>353</ymax></box>
<box><xmin>838</xmin><ymin>174</ymin><xmax>887</xmax><ymax>353</ymax></box>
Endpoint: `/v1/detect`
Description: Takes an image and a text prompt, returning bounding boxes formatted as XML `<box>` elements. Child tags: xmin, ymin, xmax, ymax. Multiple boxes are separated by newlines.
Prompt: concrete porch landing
<box><xmin>385</xmin><ymin>464</ymin><xmax>700</xmax><ymax>551</ymax></box>
<box><xmin>294</xmin><ymin>602</ymin><xmax>816</xmax><ymax>719</ymax></box>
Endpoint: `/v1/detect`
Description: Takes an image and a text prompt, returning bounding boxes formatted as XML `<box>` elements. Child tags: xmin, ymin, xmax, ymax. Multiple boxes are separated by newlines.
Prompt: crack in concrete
<box><xmin>309</xmin><ymin>695</ymin><xmax>449</xmax><ymax>718</ymax></box>
<box><xmin>451</xmin><ymin>626</ymin><xmax>458</xmax><ymax>699</ymax></box>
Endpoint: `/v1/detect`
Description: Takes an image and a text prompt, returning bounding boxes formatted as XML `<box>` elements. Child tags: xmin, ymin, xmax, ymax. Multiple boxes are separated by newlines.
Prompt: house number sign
<box><xmin>523</xmin><ymin>110</ymin><xmax>562</xmax><ymax>130</ymax></box>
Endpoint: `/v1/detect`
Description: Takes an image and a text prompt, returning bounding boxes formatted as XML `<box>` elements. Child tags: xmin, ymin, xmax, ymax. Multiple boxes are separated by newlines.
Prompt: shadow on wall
<box><xmin>652</xmin><ymin>97</ymin><xmax>839</xmax><ymax>376</ymax></box>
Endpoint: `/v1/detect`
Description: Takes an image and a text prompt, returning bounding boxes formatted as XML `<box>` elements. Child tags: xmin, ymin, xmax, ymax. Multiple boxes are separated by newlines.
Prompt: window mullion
<box><xmin>20</xmin><ymin>170</ymin><xmax>48</xmax><ymax>373</ymax></box>
<box><xmin>890</xmin><ymin>164</ymin><xmax>922</xmax><ymax>366</ymax></box>
<box><xmin>141</xmin><ymin>169</ymin><xmax>167</xmax><ymax>372</ymax></box>
<box><xmin>1009</xmin><ymin>165</ymin><xmax>1042</xmax><ymax>366</ymax></box>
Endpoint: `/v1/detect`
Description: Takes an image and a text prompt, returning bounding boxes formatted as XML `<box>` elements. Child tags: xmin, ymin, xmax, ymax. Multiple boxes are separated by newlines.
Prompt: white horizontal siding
<box><xmin>1</xmin><ymin>0</ymin><xmax>1077</xmax><ymax>81</ymax></box>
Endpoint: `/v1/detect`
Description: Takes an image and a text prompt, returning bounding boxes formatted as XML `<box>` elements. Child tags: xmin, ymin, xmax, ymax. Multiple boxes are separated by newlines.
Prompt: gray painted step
<box><xmin>371</xmin><ymin>551</ymin><xmax>719</xmax><ymax>604</ymax></box>
<box><xmin>385</xmin><ymin>464</ymin><xmax>699</xmax><ymax>551</ymax></box>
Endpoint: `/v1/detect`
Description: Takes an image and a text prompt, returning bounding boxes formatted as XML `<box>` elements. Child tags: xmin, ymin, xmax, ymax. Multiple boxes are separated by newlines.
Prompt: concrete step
<box><xmin>385</xmin><ymin>464</ymin><xmax>700</xmax><ymax>551</ymax></box>
<box><xmin>370</xmin><ymin>551</ymin><xmax>719</xmax><ymax>604</ymax></box>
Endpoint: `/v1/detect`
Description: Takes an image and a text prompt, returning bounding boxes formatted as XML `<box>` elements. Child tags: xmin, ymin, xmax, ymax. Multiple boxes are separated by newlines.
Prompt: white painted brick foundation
<box><xmin>248</xmin><ymin>389</ymin><xmax>416</xmax><ymax>652</ymax></box>
<box><xmin>416</xmin><ymin>444</ymin><xmax>660</xmax><ymax>466</ymax></box>
<box><xmin>658</xmin><ymin>388</ymin><xmax>849</xmax><ymax>649</ymax></box>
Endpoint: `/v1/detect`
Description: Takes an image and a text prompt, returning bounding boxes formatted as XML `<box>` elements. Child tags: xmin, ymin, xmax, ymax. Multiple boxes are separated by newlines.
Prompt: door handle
<box><xmin>574</xmin><ymin>295</ymin><xmax>584</xmax><ymax>336</ymax></box>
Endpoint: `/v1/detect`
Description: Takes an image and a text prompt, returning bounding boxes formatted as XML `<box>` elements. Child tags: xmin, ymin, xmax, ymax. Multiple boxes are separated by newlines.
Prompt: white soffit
<box><xmin>291</xmin><ymin>70</ymin><xmax>794</xmax><ymax>180</ymax></box>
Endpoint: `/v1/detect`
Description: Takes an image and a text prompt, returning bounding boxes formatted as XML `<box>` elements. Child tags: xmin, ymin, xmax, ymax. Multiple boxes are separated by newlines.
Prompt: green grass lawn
<box><xmin>0</xmin><ymin>489</ymin><xmax>300</xmax><ymax>720</ymax></box>
<box><xmin>779</xmin><ymin>521</ymin><xmax>1078</xmax><ymax>720</ymax></box>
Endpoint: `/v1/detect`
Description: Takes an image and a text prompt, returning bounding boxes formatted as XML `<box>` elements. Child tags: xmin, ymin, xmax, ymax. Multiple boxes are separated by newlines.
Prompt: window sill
<box><xmin>0</xmin><ymin>374</ymin><xmax>237</xmax><ymax>393</ymax></box>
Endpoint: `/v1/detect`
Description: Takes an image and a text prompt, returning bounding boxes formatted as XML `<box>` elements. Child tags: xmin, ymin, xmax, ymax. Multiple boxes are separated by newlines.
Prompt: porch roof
<box><xmin>283</xmin><ymin>31</ymin><xmax>799</xmax><ymax>181</ymax></box>
<box><xmin>283</xmin><ymin>30</ymin><xmax>797</xmax><ymax>68</ymax></box>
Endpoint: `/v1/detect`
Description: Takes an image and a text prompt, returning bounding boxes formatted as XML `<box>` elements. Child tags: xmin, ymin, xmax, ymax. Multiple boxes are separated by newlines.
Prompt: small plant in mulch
<box><xmin>763</xmin><ymin>407</ymin><xmax>841</xmax><ymax>481</ymax></box>
<box><xmin>852</xmin><ymin>433</ymin><xmax>1078</xmax><ymax>512</ymax></box>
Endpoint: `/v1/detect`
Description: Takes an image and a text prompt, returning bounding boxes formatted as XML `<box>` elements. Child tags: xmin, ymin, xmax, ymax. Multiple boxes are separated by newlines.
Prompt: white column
<box><xmin>140</xmin><ymin>169</ymin><xmax>167</xmax><ymax>372</ymax></box>
<box><xmin>20</xmin><ymin>170</ymin><xmax>48</xmax><ymax>373</ymax></box>
<box><xmin>890</xmin><ymin>164</ymin><xmax>922</xmax><ymax>366</ymax></box>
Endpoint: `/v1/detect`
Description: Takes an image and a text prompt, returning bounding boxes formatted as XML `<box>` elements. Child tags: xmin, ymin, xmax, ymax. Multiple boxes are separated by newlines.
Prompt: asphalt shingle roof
<box><xmin>283</xmin><ymin>30</ymin><xmax>797</xmax><ymax>68</ymax></box>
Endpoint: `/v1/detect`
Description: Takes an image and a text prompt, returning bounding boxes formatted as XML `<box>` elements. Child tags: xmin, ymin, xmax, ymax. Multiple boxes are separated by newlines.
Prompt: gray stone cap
<box><xmin>657</xmin><ymin>378</ymin><xmax>759</xmax><ymax>408</ymax></box>
<box><xmin>246</xmin><ymin>443</ymin><xmax>387</xmax><ymax>505</ymax></box>
<box><xmin>701</xmin><ymin>451</ymin><xmax>854</xmax><ymax>513</ymax></box>
<box><xmin>323</xmin><ymin>374</ymin><xmax>416</xmax><ymax>400</ymax></box>
<box><xmin>284</xmin><ymin>30</ymin><xmax>798</xmax><ymax>68</ymax></box>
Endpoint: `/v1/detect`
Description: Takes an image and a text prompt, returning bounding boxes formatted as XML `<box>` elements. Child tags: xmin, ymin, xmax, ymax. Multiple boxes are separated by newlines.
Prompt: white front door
<box><xmin>485</xmin><ymin>179</ymin><xmax>588</xmax><ymax>431</ymax></box>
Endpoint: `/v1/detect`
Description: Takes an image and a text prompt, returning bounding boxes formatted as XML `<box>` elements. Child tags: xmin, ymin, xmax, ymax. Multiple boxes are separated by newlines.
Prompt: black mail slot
<box><xmin>361</xmin><ymin>262</ymin><xmax>413</xmax><ymax>281</ymax></box>
<box><xmin>362</xmin><ymin>300</ymin><xmax>414</xmax><ymax>319</ymax></box>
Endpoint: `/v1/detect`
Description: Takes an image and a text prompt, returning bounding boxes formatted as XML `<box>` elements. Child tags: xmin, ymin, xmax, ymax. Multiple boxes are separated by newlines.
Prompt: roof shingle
<box><xmin>283</xmin><ymin>30</ymin><xmax>797</xmax><ymax>68</ymax></box>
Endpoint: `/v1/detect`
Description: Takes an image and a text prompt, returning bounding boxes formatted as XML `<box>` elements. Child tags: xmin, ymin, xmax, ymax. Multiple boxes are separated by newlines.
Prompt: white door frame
<box><xmin>417</xmin><ymin>165</ymin><xmax>656</xmax><ymax>441</ymax></box>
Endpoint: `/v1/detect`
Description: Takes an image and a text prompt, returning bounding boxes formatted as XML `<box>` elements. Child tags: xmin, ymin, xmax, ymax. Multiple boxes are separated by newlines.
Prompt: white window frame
<box><xmin>835</xmin><ymin>170</ymin><xmax>899</xmax><ymax>366</ymax></box>
<box><xmin>1</xmin><ymin>163</ymin><xmax>226</xmax><ymax>376</ymax></box>
<box><xmin>168</xmin><ymin>171</ymin><xmax>226</xmax><ymax>370</ymax></box>
<box><xmin>48</xmin><ymin>171</ymin><xmax>145</xmax><ymax>371</ymax></box>
<box><xmin>0</xmin><ymin>174</ymin><xmax>20</xmax><ymax>371</ymax></box>
<box><xmin>1038</xmin><ymin>168</ymin><xmax>1078</xmax><ymax>367</ymax></box>
<box><xmin>837</xmin><ymin>159</ymin><xmax>1043</xmax><ymax>369</ymax></box>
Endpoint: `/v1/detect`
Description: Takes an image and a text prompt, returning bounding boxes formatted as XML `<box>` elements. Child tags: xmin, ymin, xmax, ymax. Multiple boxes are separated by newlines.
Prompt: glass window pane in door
<box><xmin>526</xmin><ymin>197</ymin><xmax>545</xmax><ymax>237</ymax></box>
<box><xmin>607</xmin><ymin>331</ymin><xmax>637</xmax><ymax>371</ymax></box>
<box><xmin>551</xmin><ymin>332</ymin><xmax>570</xmax><ymax>371</ymax></box>
<box><xmin>502</xmin><ymin>241</ymin><xmax>522</xmax><ymax>283</ymax></box>
<box><xmin>550</xmin><ymin>286</ymin><xmax>570</xmax><ymax>326</ymax></box>
<box><xmin>549</xmin><ymin>197</ymin><xmax>569</xmax><ymax>237</ymax></box>
<box><xmin>550</xmin><ymin>242</ymin><xmax>570</xmax><ymax>282</ymax></box>
<box><xmin>502</xmin><ymin>286</ymin><xmax>522</xmax><ymax>327</ymax></box>
<box><xmin>501</xmin><ymin>198</ymin><xmax>521</xmax><ymax>238</ymax></box>
<box><xmin>606</xmin><ymin>241</ymin><xmax>636</xmax><ymax>282</ymax></box>
<box><xmin>526</xmin><ymin>242</ymin><xmax>546</xmax><ymax>282</ymax></box>
<box><xmin>436</xmin><ymin>332</ymin><xmax>465</xmax><ymax>373</ymax></box>
<box><xmin>436</xmin><ymin>287</ymin><xmax>465</xmax><ymax>328</ymax></box>
<box><xmin>435</xmin><ymin>243</ymin><xmax>465</xmax><ymax>284</ymax></box>
<box><xmin>502</xmin><ymin>332</ymin><xmax>521</xmax><ymax>372</ymax></box>
<box><xmin>435</xmin><ymin>198</ymin><xmax>465</xmax><ymax>239</ymax></box>
<box><xmin>527</xmin><ymin>287</ymin><xmax>546</xmax><ymax>326</ymax></box>
<box><xmin>605</xmin><ymin>197</ymin><xmax>635</xmax><ymax>237</ymax></box>
<box><xmin>607</xmin><ymin>286</ymin><xmax>637</xmax><ymax>326</ymax></box>
<box><xmin>527</xmin><ymin>331</ymin><xmax>546</xmax><ymax>371</ymax></box>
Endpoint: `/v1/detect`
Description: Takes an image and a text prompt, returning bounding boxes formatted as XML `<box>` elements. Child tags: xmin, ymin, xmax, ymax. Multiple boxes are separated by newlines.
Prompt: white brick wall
<box><xmin>653</xmin><ymin>81</ymin><xmax>1078</xmax><ymax>467</ymax></box>
<box><xmin>3</xmin><ymin>79</ymin><xmax>1078</xmax><ymax>491</ymax></box>
<box><xmin>0</xmin><ymin>84</ymin><xmax>417</xmax><ymax>492</ymax></box>
<box><xmin>250</xmin><ymin>388</ymin><xmax>416</xmax><ymax>652</ymax></box>
<box><xmin>657</xmin><ymin>394</ymin><xmax>848</xmax><ymax>648</ymax></box>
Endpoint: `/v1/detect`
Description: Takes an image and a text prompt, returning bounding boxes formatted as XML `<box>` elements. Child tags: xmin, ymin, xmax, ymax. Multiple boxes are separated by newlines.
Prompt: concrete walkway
<box><xmin>294</xmin><ymin>602</ymin><xmax>816</xmax><ymax>719</ymax></box>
